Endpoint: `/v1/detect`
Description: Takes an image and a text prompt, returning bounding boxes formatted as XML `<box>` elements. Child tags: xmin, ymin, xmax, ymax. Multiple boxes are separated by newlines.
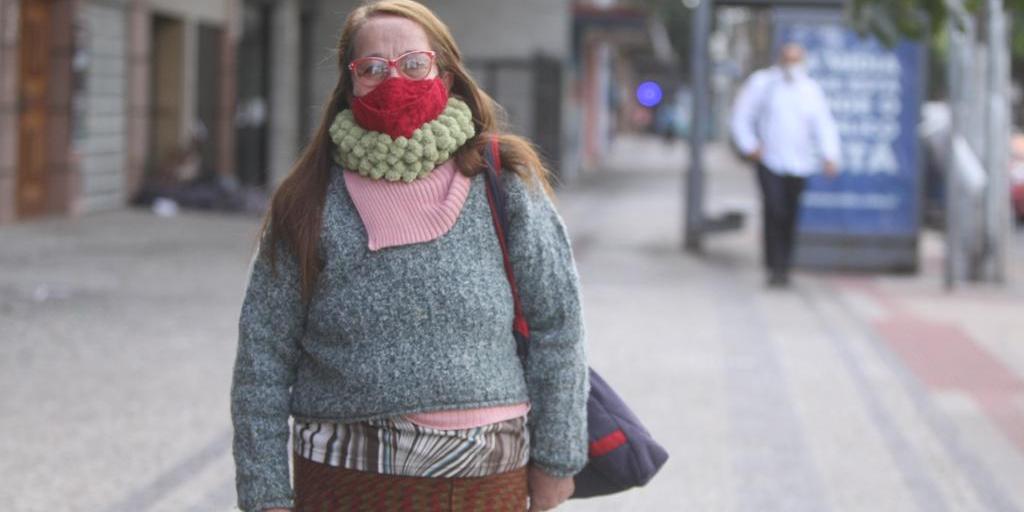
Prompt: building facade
<box><xmin>1</xmin><ymin>0</ymin><xmax>78</xmax><ymax>223</ymax></box>
<box><xmin>0</xmin><ymin>0</ymin><xmax>311</xmax><ymax>225</ymax></box>
<box><xmin>0</xmin><ymin>0</ymin><xmax>578</xmax><ymax>224</ymax></box>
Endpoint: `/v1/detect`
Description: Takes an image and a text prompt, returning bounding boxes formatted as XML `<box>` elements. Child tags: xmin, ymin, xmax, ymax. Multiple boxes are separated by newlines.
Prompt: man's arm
<box><xmin>809</xmin><ymin>82</ymin><xmax>841</xmax><ymax>175</ymax></box>
<box><xmin>730</xmin><ymin>72</ymin><xmax>766</xmax><ymax>159</ymax></box>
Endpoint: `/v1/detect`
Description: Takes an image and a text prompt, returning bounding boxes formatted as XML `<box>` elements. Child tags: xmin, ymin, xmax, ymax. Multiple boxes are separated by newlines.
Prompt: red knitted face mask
<box><xmin>351</xmin><ymin>77</ymin><xmax>449</xmax><ymax>139</ymax></box>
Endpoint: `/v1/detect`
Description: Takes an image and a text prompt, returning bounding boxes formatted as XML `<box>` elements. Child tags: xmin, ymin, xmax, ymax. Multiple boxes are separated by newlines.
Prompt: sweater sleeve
<box><xmin>231</xmin><ymin>234</ymin><xmax>305</xmax><ymax>512</ymax></box>
<box><xmin>502</xmin><ymin>172</ymin><xmax>589</xmax><ymax>478</ymax></box>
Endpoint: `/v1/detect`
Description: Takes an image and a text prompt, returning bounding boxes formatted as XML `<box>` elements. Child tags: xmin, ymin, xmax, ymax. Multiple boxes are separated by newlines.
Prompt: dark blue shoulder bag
<box><xmin>481</xmin><ymin>137</ymin><xmax>668</xmax><ymax>498</ymax></box>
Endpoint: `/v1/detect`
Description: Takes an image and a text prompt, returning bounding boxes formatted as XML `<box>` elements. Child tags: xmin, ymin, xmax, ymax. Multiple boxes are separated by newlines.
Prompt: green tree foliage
<box><xmin>850</xmin><ymin>0</ymin><xmax>1024</xmax><ymax>57</ymax></box>
<box><xmin>629</xmin><ymin>0</ymin><xmax>1022</xmax><ymax>91</ymax></box>
<box><xmin>1014</xmin><ymin>9</ymin><xmax>1024</xmax><ymax>56</ymax></box>
<box><xmin>627</xmin><ymin>0</ymin><xmax>694</xmax><ymax>77</ymax></box>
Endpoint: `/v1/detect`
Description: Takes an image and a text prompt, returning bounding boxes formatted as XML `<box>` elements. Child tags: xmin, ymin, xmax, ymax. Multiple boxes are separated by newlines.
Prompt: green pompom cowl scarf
<box><xmin>328</xmin><ymin>97</ymin><xmax>476</xmax><ymax>183</ymax></box>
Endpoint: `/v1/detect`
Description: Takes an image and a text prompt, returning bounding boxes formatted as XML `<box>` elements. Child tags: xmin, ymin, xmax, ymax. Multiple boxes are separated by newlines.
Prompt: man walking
<box><xmin>731</xmin><ymin>43</ymin><xmax>841</xmax><ymax>287</ymax></box>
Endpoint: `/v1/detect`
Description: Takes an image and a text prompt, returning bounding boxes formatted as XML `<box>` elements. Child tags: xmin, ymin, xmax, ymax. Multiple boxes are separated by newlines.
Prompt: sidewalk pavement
<box><xmin>1</xmin><ymin>134</ymin><xmax>1022</xmax><ymax>511</ymax></box>
<box><xmin>561</xmin><ymin>135</ymin><xmax>1024</xmax><ymax>511</ymax></box>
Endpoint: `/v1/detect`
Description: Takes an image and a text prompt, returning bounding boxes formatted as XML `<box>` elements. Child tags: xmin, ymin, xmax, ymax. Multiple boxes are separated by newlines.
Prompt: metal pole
<box><xmin>945</xmin><ymin>0</ymin><xmax>971</xmax><ymax>288</ymax></box>
<box><xmin>686</xmin><ymin>0</ymin><xmax>712</xmax><ymax>251</ymax></box>
<box><xmin>985</xmin><ymin>0</ymin><xmax>1011</xmax><ymax>282</ymax></box>
<box><xmin>945</xmin><ymin>12</ymin><xmax>959</xmax><ymax>289</ymax></box>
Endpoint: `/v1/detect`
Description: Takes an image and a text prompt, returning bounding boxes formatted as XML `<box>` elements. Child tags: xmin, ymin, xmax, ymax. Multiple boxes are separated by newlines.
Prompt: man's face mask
<box><xmin>782</xmin><ymin>61</ymin><xmax>807</xmax><ymax>81</ymax></box>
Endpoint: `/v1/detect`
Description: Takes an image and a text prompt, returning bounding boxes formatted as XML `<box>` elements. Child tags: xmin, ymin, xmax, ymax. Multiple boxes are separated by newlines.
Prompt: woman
<box><xmin>230</xmin><ymin>1</ymin><xmax>588</xmax><ymax>511</ymax></box>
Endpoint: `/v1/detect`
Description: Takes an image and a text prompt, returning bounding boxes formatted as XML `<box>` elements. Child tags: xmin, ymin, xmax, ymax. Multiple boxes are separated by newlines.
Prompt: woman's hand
<box><xmin>527</xmin><ymin>466</ymin><xmax>574</xmax><ymax>511</ymax></box>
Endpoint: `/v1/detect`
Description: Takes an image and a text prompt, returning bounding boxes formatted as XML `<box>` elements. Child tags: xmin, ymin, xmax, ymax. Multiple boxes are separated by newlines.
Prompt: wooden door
<box><xmin>196</xmin><ymin>24</ymin><xmax>223</xmax><ymax>178</ymax></box>
<box><xmin>16</xmin><ymin>0</ymin><xmax>52</xmax><ymax>218</ymax></box>
<box><xmin>150</xmin><ymin>15</ymin><xmax>184</xmax><ymax>178</ymax></box>
<box><xmin>235</xmin><ymin>1</ymin><xmax>271</xmax><ymax>186</ymax></box>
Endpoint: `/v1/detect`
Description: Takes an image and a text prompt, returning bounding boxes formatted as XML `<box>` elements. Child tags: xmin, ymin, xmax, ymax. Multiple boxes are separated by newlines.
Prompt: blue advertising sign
<box><xmin>774</xmin><ymin>18</ymin><xmax>924</xmax><ymax>239</ymax></box>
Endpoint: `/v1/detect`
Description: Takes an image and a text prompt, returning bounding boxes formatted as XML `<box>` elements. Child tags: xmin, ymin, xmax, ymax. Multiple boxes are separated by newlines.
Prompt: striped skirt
<box><xmin>292</xmin><ymin>416</ymin><xmax>530</xmax><ymax>478</ymax></box>
<box><xmin>292</xmin><ymin>416</ymin><xmax>530</xmax><ymax>511</ymax></box>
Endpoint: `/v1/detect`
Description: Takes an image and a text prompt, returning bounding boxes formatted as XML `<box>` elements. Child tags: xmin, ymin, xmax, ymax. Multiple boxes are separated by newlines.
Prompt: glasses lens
<box><xmin>354</xmin><ymin>59</ymin><xmax>388</xmax><ymax>82</ymax></box>
<box><xmin>399</xmin><ymin>53</ymin><xmax>432</xmax><ymax>79</ymax></box>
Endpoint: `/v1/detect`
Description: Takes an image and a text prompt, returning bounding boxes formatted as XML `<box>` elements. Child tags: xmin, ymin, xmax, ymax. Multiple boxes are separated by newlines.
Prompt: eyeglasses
<box><xmin>348</xmin><ymin>50</ymin><xmax>437</xmax><ymax>87</ymax></box>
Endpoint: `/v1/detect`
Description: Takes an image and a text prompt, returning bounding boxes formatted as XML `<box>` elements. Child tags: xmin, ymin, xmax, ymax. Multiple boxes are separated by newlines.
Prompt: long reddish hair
<box><xmin>262</xmin><ymin>0</ymin><xmax>553</xmax><ymax>302</ymax></box>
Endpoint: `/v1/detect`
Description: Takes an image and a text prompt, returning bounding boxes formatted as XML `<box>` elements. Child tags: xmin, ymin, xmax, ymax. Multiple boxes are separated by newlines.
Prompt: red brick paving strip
<box><xmin>836</xmin><ymin>278</ymin><xmax>1024</xmax><ymax>455</ymax></box>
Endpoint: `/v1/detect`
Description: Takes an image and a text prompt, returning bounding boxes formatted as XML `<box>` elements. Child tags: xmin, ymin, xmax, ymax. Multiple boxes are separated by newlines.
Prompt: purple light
<box><xmin>636</xmin><ymin>81</ymin><xmax>663</xmax><ymax>108</ymax></box>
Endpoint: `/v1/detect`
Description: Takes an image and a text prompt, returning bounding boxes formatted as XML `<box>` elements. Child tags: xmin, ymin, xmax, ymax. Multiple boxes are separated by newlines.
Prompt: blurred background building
<box><xmin>0</xmin><ymin>0</ymin><xmax>577</xmax><ymax>224</ymax></box>
<box><xmin>1</xmin><ymin>0</ymin><xmax>245</xmax><ymax>223</ymax></box>
<box><xmin>1</xmin><ymin>0</ymin><xmax>1021</xmax><ymax>285</ymax></box>
<box><xmin>0</xmin><ymin>0</ymin><xmax>683</xmax><ymax>224</ymax></box>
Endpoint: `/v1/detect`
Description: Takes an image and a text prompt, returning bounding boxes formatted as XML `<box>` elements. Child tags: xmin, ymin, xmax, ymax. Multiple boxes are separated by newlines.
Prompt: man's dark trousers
<box><xmin>756</xmin><ymin>163</ymin><xmax>807</xmax><ymax>282</ymax></box>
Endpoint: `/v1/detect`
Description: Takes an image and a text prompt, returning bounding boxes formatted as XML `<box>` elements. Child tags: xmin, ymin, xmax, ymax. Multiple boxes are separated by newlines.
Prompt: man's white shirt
<box><xmin>730</xmin><ymin>66</ymin><xmax>841</xmax><ymax>177</ymax></box>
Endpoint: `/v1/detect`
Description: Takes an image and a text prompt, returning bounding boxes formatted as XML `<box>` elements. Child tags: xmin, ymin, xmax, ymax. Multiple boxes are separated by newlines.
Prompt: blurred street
<box><xmin>2</xmin><ymin>135</ymin><xmax>1023</xmax><ymax>511</ymax></box>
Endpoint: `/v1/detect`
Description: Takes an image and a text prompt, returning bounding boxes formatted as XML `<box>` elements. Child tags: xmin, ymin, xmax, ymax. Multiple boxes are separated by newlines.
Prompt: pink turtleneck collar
<box><xmin>343</xmin><ymin>159</ymin><xmax>472</xmax><ymax>251</ymax></box>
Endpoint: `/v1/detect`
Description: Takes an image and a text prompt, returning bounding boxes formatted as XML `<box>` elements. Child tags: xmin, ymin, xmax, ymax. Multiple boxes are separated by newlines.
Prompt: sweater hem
<box><xmin>291</xmin><ymin>395</ymin><xmax>531</xmax><ymax>425</ymax></box>
<box><xmin>529</xmin><ymin>458</ymin><xmax>586</xmax><ymax>479</ymax></box>
<box><xmin>241</xmin><ymin>496</ymin><xmax>293</xmax><ymax>512</ymax></box>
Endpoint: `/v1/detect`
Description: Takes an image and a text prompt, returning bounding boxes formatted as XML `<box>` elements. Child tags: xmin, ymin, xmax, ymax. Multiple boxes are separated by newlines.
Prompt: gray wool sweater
<box><xmin>230</xmin><ymin>168</ymin><xmax>588</xmax><ymax>512</ymax></box>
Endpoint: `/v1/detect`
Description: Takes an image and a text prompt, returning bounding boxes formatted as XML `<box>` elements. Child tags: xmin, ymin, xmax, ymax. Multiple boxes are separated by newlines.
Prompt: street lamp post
<box><xmin>686</xmin><ymin>0</ymin><xmax>712</xmax><ymax>251</ymax></box>
<box><xmin>985</xmin><ymin>0</ymin><xmax>1012</xmax><ymax>283</ymax></box>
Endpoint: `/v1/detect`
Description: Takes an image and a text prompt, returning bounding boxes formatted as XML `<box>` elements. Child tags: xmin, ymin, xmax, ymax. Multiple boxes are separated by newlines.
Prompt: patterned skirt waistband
<box><xmin>292</xmin><ymin>415</ymin><xmax>530</xmax><ymax>479</ymax></box>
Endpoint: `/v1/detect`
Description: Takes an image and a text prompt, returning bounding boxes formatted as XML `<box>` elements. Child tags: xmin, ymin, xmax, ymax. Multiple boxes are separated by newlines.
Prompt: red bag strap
<box><xmin>482</xmin><ymin>136</ymin><xmax>531</xmax><ymax>359</ymax></box>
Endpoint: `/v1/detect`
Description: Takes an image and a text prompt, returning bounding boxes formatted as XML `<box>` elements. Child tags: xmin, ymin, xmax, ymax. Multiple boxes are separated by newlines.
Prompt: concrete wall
<box><xmin>147</xmin><ymin>0</ymin><xmax>229</xmax><ymax>24</ymax></box>
<box><xmin>76</xmin><ymin>0</ymin><xmax>128</xmax><ymax>212</ymax></box>
<box><xmin>421</xmin><ymin>0</ymin><xmax>569</xmax><ymax>60</ymax></box>
<box><xmin>308</xmin><ymin>0</ymin><xmax>348</xmax><ymax>122</ymax></box>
